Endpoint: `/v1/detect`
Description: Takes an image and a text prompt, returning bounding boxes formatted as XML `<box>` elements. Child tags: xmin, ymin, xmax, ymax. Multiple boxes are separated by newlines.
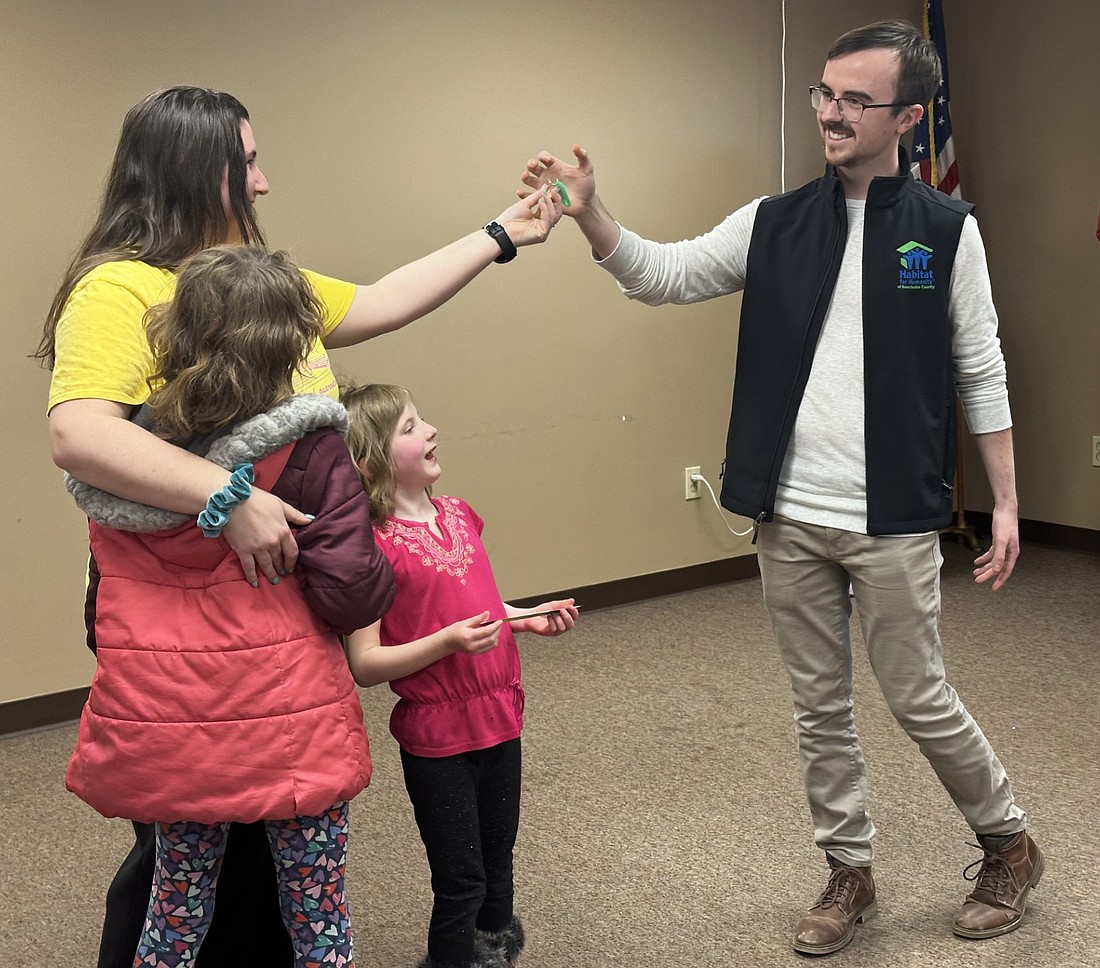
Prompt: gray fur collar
<box><xmin>66</xmin><ymin>394</ymin><xmax>348</xmax><ymax>532</ymax></box>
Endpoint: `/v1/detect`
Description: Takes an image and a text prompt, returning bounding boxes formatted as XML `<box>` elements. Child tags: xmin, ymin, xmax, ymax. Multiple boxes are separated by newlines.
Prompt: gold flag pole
<box><xmin>923</xmin><ymin>7</ymin><xmax>976</xmax><ymax>551</ymax></box>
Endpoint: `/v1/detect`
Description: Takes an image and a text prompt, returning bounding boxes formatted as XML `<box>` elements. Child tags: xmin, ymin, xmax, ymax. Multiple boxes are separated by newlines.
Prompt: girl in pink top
<box><xmin>341</xmin><ymin>384</ymin><xmax>579</xmax><ymax>968</ymax></box>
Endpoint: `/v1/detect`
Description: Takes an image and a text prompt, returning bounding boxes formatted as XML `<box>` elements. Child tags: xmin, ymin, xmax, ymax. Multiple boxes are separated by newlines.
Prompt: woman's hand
<box><xmin>494</xmin><ymin>184</ymin><xmax>564</xmax><ymax>248</ymax></box>
<box><xmin>221</xmin><ymin>488</ymin><xmax>312</xmax><ymax>587</ymax></box>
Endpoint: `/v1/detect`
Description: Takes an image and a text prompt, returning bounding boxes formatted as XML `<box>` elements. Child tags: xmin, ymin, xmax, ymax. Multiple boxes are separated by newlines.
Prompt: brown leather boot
<box><xmin>952</xmin><ymin>831</ymin><xmax>1044</xmax><ymax>939</ymax></box>
<box><xmin>792</xmin><ymin>856</ymin><xmax>877</xmax><ymax>955</ymax></box>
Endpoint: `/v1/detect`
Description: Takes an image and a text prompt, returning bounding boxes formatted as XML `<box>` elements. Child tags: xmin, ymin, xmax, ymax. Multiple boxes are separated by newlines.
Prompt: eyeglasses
<box><xmin>809</xmin><ymin>85</ymin><xmax>910</xmax><ymax>122</ymax></box>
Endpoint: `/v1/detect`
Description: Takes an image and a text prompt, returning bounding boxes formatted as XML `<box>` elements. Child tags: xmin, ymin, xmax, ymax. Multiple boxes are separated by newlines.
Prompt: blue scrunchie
<box><xmin>197</xmin><ymin>463</ymin><xmax>255</xmax><ymax>538</ymax></box>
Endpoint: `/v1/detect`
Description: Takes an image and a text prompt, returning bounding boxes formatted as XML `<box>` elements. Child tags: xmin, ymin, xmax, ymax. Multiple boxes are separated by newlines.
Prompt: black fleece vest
<box><xmin>719</xmin><ymin>161</ymin><xmax>974</xmax><ymax>535</ymax></box>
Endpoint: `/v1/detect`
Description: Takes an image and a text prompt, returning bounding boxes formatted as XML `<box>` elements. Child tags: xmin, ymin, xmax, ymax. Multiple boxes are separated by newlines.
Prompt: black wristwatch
<box><xmin>483</xmin><ymin>221</ymin><xmax>517</xmax><ymax>263</ymax></box>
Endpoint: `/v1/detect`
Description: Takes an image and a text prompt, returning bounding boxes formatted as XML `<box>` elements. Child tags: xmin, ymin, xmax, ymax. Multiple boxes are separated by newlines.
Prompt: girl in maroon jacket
<box><xmin>65</xmin><ymin>245</ymin><xmax>394</xmax><ymax>968</ymax></box>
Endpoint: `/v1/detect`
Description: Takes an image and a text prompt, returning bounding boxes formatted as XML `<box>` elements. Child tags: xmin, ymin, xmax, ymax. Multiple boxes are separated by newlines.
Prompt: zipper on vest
<box><xmin>751</xmin><ymin>511</ymin><xmax>767</xmax><ymax>545</ymax></box>
<box><xmin>757</xmin><ymin>201</ymin><xmax>847</xmax><ymax>517</ymax></box>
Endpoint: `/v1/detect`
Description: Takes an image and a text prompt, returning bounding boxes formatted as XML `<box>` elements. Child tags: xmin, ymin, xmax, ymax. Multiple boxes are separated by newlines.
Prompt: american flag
<box><xmin>910</xmin><ymin>0</ymin><xmax>960</xmax><ymax>198</ymax></box>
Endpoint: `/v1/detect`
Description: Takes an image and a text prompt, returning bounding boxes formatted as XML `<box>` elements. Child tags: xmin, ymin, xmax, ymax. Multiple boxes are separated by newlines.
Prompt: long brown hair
<box><xmin>36</xmin><ymin>86</ymin><xmax>265</xmax><ymax>369</ymax></box>
<box><xmin>145</xmin><ymin>245</ymin><xmax>322</xmax><ymax>441</ymax></box>
<box><xmin>340</xmin><ymin>383</ymin><xmax>416</xmax><ymax>527</ymax></box>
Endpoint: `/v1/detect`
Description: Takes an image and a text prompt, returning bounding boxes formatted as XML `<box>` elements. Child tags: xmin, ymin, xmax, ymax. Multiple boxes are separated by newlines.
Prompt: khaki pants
<box><xmin>757</xmin><ymin>516</ymin><xmax>1025</xmax><ymax>867</ymax></box>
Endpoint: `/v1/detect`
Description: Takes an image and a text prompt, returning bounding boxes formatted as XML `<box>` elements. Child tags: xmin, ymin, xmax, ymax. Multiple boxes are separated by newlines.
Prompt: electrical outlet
<box><xmin>1093</xmin><ymin>436</ymin><xmax>1100</xmax><ymax>468</ymax></box>
<box><xmin>684</xmin><ymin>466</ymin><xmax>702</xmax><ymax>500</ymax></box>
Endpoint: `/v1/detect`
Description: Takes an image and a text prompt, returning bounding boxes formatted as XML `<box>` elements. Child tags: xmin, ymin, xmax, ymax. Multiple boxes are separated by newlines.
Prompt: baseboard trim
<box><xmin>0</xmin><ymin>686</ymin><xmax>89</xmax><ymax>738</ymax></box>
<box><xmin>1</xmin><ymin>555</ymin><xmax>761</xmax><ymax>738</ymax></box>
<box><xmin>961</xmin><ymin>512</ymin><xmax>1099</xmax><ymax>555</ymax></box>
<box><xmin>511</xmin><ymin>553</ymin><xmax>761</xmax><ymax>611</ymax></box>
<box><xmin>8</xmin><ymin>520</ymin><xmax>1092</xmax><ymax>740</ymax></box>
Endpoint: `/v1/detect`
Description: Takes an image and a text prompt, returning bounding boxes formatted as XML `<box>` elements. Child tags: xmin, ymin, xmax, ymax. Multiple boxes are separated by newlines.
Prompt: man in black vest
<box><xmin>521</xmin><ymin>18</ymin><xmax>1042</xmax><ymax>957</ymax></box>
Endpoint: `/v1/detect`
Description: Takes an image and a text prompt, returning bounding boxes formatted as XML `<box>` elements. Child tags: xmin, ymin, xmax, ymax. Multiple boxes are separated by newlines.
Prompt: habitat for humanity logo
<box><xmin>897</xmin><ymin>241</ymin><xmax>935</xmax><ymax>290</ymax></box>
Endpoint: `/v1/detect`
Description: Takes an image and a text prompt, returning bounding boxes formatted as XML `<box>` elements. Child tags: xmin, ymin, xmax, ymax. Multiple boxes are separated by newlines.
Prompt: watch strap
<box><xmin>483</xmin><ymin>221</ymin><xmax>517</xmax><ymax>263</ymax></box>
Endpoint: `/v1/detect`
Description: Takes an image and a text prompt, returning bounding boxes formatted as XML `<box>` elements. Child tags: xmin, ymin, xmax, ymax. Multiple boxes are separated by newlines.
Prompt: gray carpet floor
<box><xmin>2</xmin><ymin>540</ymin><xmax>1097</xmax><ymax>967</ymax></box>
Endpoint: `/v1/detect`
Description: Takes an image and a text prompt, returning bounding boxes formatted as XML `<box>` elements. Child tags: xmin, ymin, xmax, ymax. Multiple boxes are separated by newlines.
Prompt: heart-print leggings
<box><xmin>134</xmin><ymin>800</ymin><xmax>353</xmax><ymax>967</ymax></box>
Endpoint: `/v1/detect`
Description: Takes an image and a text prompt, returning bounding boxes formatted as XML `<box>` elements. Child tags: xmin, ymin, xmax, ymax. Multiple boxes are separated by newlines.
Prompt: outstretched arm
<box><xmin>325</xmin><ymin>190</ymin><xmax>562</xmax><ymax>347</ymax></box>
<box><xmin>519</xmin><ymin>145</ymin><xmax>621</xmax><ymax>259</ymax></box>
<box><xmin>971</xmin><ymin>427</ymin><xmax>1019</xmax><ymax>590</ymax></box>
<box><xmin>346</xmin><ymin>613</ymin><xmax>503</xmax><ymax>688</ymax></box>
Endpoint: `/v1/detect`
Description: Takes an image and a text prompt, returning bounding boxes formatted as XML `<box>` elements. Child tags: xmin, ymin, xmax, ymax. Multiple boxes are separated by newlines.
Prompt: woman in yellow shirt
<box><xmin>40</xmin><ymin>86</ymin><xmax>561</xmax><ymax>587</ymax></box>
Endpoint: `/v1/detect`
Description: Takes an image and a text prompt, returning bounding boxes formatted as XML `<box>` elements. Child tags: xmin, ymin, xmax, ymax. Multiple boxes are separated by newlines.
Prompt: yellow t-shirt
<box><xmin>47</xmin><ymin>259</ymin><xmax>357</xmax><ymax>413</ymax></box>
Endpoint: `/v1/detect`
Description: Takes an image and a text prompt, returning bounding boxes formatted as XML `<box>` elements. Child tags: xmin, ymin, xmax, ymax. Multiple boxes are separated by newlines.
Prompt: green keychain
<box><xmin>551</xmin><ymin>179</ymin><xmax>571</xmax><ymax>207</ymax></box>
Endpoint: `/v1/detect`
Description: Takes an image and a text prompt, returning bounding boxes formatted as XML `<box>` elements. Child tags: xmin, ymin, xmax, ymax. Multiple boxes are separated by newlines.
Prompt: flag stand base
<box><xmin>940</xmin><ymin>511</ymin><xmax>980</xmax><ymax>552</ymax></box>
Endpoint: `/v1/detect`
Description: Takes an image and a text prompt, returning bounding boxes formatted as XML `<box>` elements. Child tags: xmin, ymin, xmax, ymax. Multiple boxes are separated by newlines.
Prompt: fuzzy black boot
<box><xmin>417</xmin><ymin>937</ymin><xmax>507</xmax><ymax>968</ymax></box>
<box><xmin>476</xmin><ymin>917</ymin><xmax>525</xmax><ymax>967</ymax></box>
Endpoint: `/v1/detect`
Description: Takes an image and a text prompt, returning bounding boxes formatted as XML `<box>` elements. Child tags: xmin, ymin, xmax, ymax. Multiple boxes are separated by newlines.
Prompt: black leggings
<box><xmin>97</xmin><ymin>820</ymin><xmax>293</xmax><ymax>968</ymax></box>
<box><xmin>401</xmin><ymin>738</ymin><xmax>522</xmax><ymax>966</ymax></box>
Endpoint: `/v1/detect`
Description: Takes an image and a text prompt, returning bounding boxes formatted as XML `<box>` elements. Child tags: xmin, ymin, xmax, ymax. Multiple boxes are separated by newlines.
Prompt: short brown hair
<box><xmin>828</xmin><ymin>20</ymin><xmax>942</xmax><ymax>111</ymax></box>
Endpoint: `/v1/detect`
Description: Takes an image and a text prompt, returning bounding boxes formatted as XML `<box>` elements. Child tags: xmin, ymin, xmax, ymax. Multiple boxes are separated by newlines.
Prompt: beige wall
<box><xmin>952</xmin><ymin>1</ymin><xmax>1100</xmax><ymax>525</ymax></box>
<box><xmin>5</xmin><ymin>0</ymin><xmax>1094</xmax><ymax>707</ymax></box>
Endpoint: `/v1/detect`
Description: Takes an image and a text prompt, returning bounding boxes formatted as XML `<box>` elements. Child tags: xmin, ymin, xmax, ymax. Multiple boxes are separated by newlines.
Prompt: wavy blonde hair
<box><xmin>145</xmin><ymin>245</ymin><xmax>323</xmax><ymax>441</ymax></box>
<box><xmin>339</xmin><ymin>383</ymin><xmax>421</xmax><ymax>527</ymax></box>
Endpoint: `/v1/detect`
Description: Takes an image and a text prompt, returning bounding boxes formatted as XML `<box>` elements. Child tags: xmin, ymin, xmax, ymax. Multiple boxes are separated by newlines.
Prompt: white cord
<box><xmin>690</xmin><ymin>474</ymin><xmax>755</xmax><ymax>537</ymax></box>
<box><xmin>688</xmin><ymin>3</ymin><xmax>784</xmax><ymax>535</ymax></box>
<box><xmin>780</xmin><ymin>0</ymin><xmax>787</xmax><ymax>192</ymax></box>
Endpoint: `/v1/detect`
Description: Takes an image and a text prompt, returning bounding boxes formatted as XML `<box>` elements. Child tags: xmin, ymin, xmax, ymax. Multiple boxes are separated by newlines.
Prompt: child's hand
<box><xmin>445</xmin><ymin>613</ymin><xmax>502</xmax><ymax>655</ymax></box>
<box><xmin>509</xmin><ymin>599</ymin><xmax>579</xmax><ymax>636</ymax></box>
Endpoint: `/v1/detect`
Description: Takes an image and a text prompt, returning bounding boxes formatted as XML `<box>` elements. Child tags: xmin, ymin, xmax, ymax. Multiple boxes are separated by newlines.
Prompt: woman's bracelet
<box><xmin>197</xmin><ymin>463</ymin><xmax>254</xmax><ymax>538</ymax></box>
